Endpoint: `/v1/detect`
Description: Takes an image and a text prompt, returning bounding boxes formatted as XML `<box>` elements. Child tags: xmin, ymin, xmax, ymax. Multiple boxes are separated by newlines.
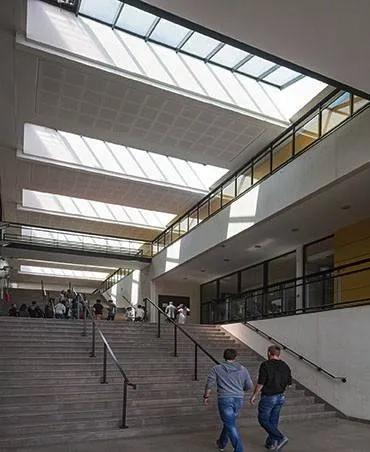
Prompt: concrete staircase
<box><xmin>0</xmin><ymin>318</ymin><xmax>337</xmax><ymax>449</ymax></box>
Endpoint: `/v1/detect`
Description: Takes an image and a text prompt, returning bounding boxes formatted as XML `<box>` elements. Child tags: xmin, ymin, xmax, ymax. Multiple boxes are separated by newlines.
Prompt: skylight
<box><xmin>30</xmin><ymin>1</ymin><xmax>327</xmax><ymax>121</ymax></box>
<box><xmin>76</xmin><ymin>0</ymin><xmax>304</xmax><ymax>89</ymax></box>
<box><xmin>20</xmin><ymin>265</ymin><xmax>109</xmax><ymax>280</ymax></box>
<box><xmin>22</xmin><ymin>124</ymin><xmax>228</xmax><ymax>193</ymax></box>
<box><xmin>21</xmin><ymin>190</ymin><xmax>176</xmax><ymax>230</ymax></box>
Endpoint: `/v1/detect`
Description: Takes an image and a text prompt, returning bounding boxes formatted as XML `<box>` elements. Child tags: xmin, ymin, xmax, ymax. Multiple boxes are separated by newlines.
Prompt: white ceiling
<box><xmin>0</xmin><ymin>0</ymin><xmax>289</xmax><ymax>244</ymax></box>
<box><xmin>144</xmin><ymin>0</ymin><xmax>370</xmax><ymax>97</ymax></box>
<box><xmin>157</xmin><ymin>164</ymin><xmax>370</xmax><ymax>284</ymax></box>
<box><xmin>14</xmin><ymin>47</ymin><xmax>285</xmax><ymax>170</ymax></box>
<box><xmin>3</xmin><ymin>0</ymin><xmax>369</xmax><ymax>288</ymax></box>
<box><xmin>5</xmin><ymin>151</ymin><xmax>204</xmax><ymax>213</ymax></box>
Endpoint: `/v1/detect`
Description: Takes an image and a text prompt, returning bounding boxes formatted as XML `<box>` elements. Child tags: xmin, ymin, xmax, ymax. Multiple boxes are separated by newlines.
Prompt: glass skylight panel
<box><xmin>210</xmin><ymin>45</ymin><xmax>249</xmax><ymax>67</ymax></box>
<box><xmin>149</xmin><ymin>43</ymin><xmax>204</xmax><ymax>94</ymax></box>
<box><xmin>79</xmin><ymin>0</ymin><xmax>121</xmax><ymax>24</ymax></box>
<box><xmin>21</xmin><ymin>190</ymin><xmax>176</xmax><ymax>229</ymax></box>
<box><xmin>181</xmin><ymin>32</ymin><xmax>221</xmax><ymax>58</ymax></box>
<box><xmin>20</xmin><ymin>265</ymin><xmax>109</xmax><ymax>280</ymax></box>
<box><xmin>263</xmin><ymin>66</ymin><xmax>301</xmax><ymax>85</ymax></box>
<box><xmin>238</xmin><ymin>56</ymin><xmax>277</xmax><ymax>78</ymax></box>
<box><xmin>121</xmin><ymin>34</ymin><xmax>172</xmax><ymax>84</ymax></box>
<box><xmin>83</xmin><ymin>137</ymin><xmax>117</xmax><ymax>172</ymax></box>
<box><xmin>115</xmin><ymin>4</ymin><xmax>157</xmax><ymax>36</ymax></box>
<box><xmin>60</xmin><ymin>132</ymin><xmax>100</xmax><ymax>168</ymax></box>
<box><xmin>181</xmin><ymin>54</ymin><xmax>232</xmax><ymax>103</ymax></box>
<box><xmin>150</xmin><ymin>19</ymin><xmax>191</xmax><ymax>47</ymax></box>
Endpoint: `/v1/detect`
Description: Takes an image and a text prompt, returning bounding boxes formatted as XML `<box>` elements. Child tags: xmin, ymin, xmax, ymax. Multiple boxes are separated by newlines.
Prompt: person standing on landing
<box><xmin>250</xmin><ymin>345</ymin><xmax>292</xmax><ymax>450</ymax></box>
<box><xmin>165</xmin><ymin>301</ymin><xmax>177</xmax><ymax>321</ymax></box>
<box><xmin>203</xmin><ymin>348</ymin><xmax>253</xmax><ymax>452</ymax></box>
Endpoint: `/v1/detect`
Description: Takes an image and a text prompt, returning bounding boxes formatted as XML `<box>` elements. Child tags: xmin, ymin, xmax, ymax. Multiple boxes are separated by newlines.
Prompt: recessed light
<box><xmin>291</xmin><ymin>228</ymin><xmax>299</xmax><ymax>232</ymax></box>
<box><xmin>223</xmin><ymin>258</ymin><xmax>231</xmax><ymax>262</ymax></box>
<box><xmin>254</xmin><ymin>245</ymin><xmax>261</xmax><ymax>249</ymax></box>
<box><xmin>341</xmin><ymin>205</ymin><xmax>351</xmax><ymax>210</ymax></box>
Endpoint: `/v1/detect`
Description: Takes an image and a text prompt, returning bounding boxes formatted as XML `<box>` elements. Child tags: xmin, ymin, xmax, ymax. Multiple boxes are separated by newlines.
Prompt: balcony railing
<box><xmin>152</xmin><ymin>90</ymin><xmax>370</xmax><ymax>255</ymax></box>
<box><xmin>201</xmin><ymin>258</ymin><xmax>370</xmax><ymax>324</ymax></box>
<box><xmin>1</xmin><ymin>223</ymin><xmax>152</xmax><ymax>259</ymax></box>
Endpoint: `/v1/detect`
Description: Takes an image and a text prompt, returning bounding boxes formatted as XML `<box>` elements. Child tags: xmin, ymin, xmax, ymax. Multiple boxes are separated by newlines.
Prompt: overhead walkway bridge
<box><xmin>0</xmin><ymin>223</ymin><xmax>152</xmax><ymax>263</ymax></box>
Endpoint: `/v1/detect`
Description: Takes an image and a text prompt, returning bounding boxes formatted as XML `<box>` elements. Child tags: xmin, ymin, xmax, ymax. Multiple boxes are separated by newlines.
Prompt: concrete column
<box><xmin>296</xmin><ymin>245</ymin><xmax>304</xmax><ymax>310</ymax></box>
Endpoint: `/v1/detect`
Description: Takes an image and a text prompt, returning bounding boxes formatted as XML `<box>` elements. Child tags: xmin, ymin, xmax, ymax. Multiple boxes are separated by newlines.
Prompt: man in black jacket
<box><xmin>250</xmin><ymin>345</ymin><xmax>291</xmax><ymax>450</ymax></box>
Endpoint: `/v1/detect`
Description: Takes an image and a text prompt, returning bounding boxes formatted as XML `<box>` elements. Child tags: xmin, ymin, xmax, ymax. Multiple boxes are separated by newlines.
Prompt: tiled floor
<box><xmin>17</xmin><ymin>418</ymin><xmax>370</xmax><ymax>452</ymax></box>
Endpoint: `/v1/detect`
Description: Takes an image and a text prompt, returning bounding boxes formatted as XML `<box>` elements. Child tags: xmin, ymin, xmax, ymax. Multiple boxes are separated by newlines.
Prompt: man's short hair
<box><xmin>223</xmin><ymin>348</ymin><xmax>238</xmax><ymax>361</ymax></box>
<box><xmin>268</xmin><ymin>345</ymin><xmax>281</xmax><ymax>357</ymax></box>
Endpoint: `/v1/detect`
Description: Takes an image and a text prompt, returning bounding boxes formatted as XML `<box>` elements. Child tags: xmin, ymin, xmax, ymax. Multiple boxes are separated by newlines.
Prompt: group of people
<box><xmin>204</xmin><ymin>345</ymin><xmax>291</xmax><ymax>452</ymax></box>
<box><xmin>8</xmin><ymin>289</ymin><xmax>86</xmax><ymax>320</ymax></box>
<box><xmin>164</xmin><ymin>301</ymin><xmax>190</xmax><ymax>324</ymax></box>
<box><xmin>91</xmin><ymin>299</ymin><xmax>146</xmax><ymax>322</ymax></box>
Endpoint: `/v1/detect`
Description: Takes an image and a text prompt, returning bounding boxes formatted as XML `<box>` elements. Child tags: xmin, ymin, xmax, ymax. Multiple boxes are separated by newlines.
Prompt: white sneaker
<box><xmin>275</xmin><ymin>437</ymin><xmax>289</xmax><ymax>450</ymax></box>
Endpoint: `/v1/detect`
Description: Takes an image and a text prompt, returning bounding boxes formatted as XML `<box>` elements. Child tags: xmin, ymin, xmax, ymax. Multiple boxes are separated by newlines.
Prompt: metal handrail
<box><xmin>83</xmin><ymin>302</ymin><xmax>136</xmax><ymax>428</ymax></box>
<box><xmin>243</xmin><ymin>322</ymin><xmax>347</xmax><ymax>383</ymax></box>
<box><xmin>93</xmin><ymin>268</ymin><xmax>134</xmax><ymax>294</ymax></box>
<box><xmin>143</xmin><ymin>297</ymin><xmax>219</xmax><ymax>380</ymax></box>
<box><xmin>204</xmin><ymin>257</ymin><xmax>370</xmax><ymax>313</ymax></box>
<box><xmin>1</xmin><ymin>222</ymin><xmax>152</xmax><ymax>258</ymax></box>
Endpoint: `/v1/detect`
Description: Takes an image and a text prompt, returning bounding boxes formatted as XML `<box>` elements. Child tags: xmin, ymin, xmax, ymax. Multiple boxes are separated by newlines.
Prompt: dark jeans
<box><xmin>107</xmin><ymin>313</ymin><xmax>115</xmax><ymax>321</ymax></box>
<box><xmin>217</xmin><ymin>397</ymin><xmax>244</xmax><ymax>452</ymax></box>
<box><xmin>258</xmin><ymin>394</ymin><xmax>285</xmax><ymax>445</ymax></box>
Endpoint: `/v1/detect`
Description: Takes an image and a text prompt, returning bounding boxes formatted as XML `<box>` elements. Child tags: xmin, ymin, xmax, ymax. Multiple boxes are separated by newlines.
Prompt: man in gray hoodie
<box><xmin>203</xmin><ymin>348</ymin><xmax>253</xmax><ymax>452</ymax></box>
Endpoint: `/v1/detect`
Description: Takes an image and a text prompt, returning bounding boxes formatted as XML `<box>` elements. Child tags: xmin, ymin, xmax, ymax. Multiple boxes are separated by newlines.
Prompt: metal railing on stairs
<box><xmin>243</xmin><ymin>322</ymin><xmax>347</xmax><ymax>383</ymax></box>
<box><xmin>143</xmin><ymin>297</ymin><xmax>219</xmax><ymax>380</ymax></box>
<box><xmin>82</xmin><ymin>302</ymin><xmax>136</xmax><ymax>428</ymax></box>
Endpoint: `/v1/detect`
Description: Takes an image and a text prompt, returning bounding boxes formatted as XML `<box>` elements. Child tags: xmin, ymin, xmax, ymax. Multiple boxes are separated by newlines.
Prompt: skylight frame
<box><xmin>71</xmin><ymin>0</ymin><xmax>306</xmax><ymax>89</ymax></box>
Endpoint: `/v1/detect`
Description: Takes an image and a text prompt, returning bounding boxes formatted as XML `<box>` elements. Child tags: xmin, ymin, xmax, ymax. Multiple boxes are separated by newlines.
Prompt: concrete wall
<box><xmin>222</xmin><ymin>305</ymin><xmax>370</xmax><ymax>420</ymax></box>
<box><xmin>152</xmin><ymin>106</ymin><xmax>370</xmax><ymax>279</ymax></box>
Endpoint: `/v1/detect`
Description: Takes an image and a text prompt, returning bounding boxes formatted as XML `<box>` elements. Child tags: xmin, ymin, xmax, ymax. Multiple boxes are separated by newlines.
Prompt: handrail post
<box><xmin>90</xmin><ymin>321</ymin><xmax>96</xmax><ymax>357</ymax></box>
<box><xmin>120</xmin><ymin>380</ymin><xmax>129</xmax><ymax>429</ymax></box>
<box><xmin>101</xmin><ymin>343</ymin><xmax>108</xmax><ymax>383</ymax></box>
<box><xmin>174</xmin><ymin>324</ymin><xmax>178</xmax><ymax>357</ymax></box>
<box><xmin>157</xmin><ymin>310</ymin><xmax>161</xmax><ymax>338</ymax></box>
<box><xmin>193</xmin><ymin>344</ymin><xmax>198</xmax><ymax>381</ymax></box>
<box><xmin>82</xmin><ymin>305</ymin><xmax>87</xmax><ymax>336</ymax></box>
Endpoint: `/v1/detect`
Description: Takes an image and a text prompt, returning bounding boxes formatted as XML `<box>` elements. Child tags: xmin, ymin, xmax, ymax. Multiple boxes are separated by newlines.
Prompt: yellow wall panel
<box><xmin>334</xmin><ymin>218</ymin><xmax>370</xmax><ymax>303</ymax></box>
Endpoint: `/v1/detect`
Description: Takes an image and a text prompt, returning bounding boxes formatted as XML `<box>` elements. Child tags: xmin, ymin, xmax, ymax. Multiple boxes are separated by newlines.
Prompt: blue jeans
<box><xmin>258</xmin><ymin>394</ymin><xmax>285</xmax><ymax>445</ymax></box>
<box><xmin>217</xmin><ymin>397</ymin><xmax>244</xmax><ymax>452</ymax></box>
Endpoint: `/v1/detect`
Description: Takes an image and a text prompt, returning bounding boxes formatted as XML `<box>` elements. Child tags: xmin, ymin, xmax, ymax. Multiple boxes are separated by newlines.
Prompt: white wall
<box><xmin>152</xmin><ymin>107</ymin><xmax>370</xmax><ymax>279</ymax></box>
<box><xmin>103</xmin><ymin>268</ymin><xmax>151</xmax><ymax>308</ymax></box>
<box><xmin>222</xmin><ymin>305</ymin><xmax>370</xmax><ymax>420</ymax></box>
